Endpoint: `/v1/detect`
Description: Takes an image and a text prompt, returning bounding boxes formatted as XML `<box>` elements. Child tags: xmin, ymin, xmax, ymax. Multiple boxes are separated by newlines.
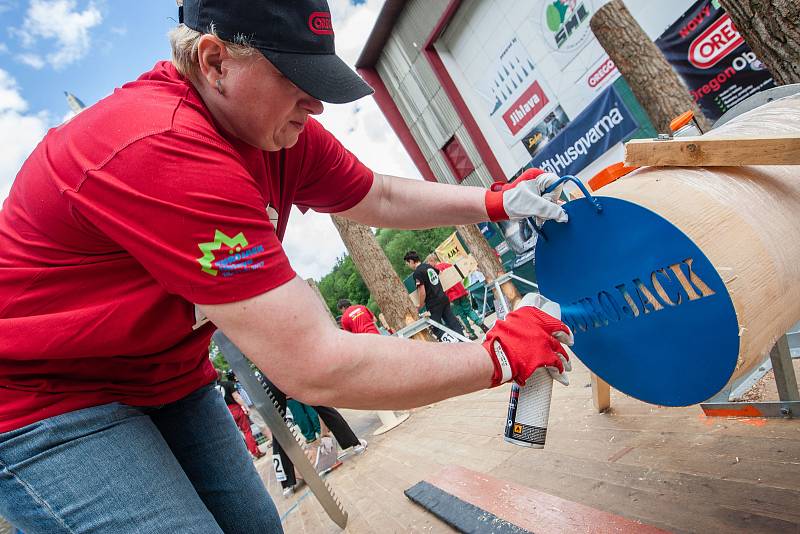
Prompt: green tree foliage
<box><xmin>317</xmin><ymin>227</ymin><xmax>456</xmax><ymax>317</ymax></box>
<box><xmin>318</xmin><ymin>254</ymin><xmax>370</xmax><ymax>316</ymax></box>
<box><xmin>209</xmin><ymin>339</ymin><xmax>230</xmax><ymax>373</ymax></box>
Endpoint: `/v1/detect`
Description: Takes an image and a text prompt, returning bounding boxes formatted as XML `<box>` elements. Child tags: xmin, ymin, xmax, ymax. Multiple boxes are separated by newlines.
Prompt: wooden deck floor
<box><xmin>258</xmin><ymin>357</ymin><xmax>800</xmax><ymax>534</ymax></box>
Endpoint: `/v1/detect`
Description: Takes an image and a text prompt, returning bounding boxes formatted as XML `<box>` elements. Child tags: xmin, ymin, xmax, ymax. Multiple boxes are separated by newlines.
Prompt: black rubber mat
<box><xmin>404</xmin><ymin>481</ymin><xmax>532</xmax><ymax>534</ymax></box>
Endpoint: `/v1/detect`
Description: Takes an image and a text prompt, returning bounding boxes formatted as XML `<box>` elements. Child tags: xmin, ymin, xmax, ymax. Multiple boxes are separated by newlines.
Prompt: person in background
<box><xmin>404</xmin><ymin>251</ymin><xmax>465</xmax><ymax>339</ymax></box>
<box><xmin>257</xmin><ymin>372</ymin><xmax>366</xmax><ymax>497</ymax></box>
<box><xmin>286</xmin><ymin>398</ymin><xmax>321</xmax><ymax>443</ymax></box>
<box><xmin>217</xmin><ymin>369</ymin><xmax>266</xmax><ymax>460</ymax></box>
<box><xmin>338</xmin><ymin>298</ymin><xmax>380</xmax><ymax>335</ymax></box>
<box><xmin>426</xmin><ymin>254</ymin><xmax>488</xmax><ymax>341</ymax></box>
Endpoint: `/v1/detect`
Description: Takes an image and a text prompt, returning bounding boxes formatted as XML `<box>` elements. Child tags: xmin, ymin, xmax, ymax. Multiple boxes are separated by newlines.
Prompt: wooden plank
<box><xmin>591</xmin><ymin>373</ymin><xmax>611</xmax><ymax>412</ymax></box>
<box><xmin>420</xmin><ymin>465</ymin><xmax>669</xmax><ymax>533</ymax></box>
<box><xmin>624</xmin><ymin>135</ymin><xmax>800</xmax><ymax>166</ymax></box>
<box><xmin>492</xmin><ymin>454</ymin><xmax>800</xmax><ymax>534</ymax></box>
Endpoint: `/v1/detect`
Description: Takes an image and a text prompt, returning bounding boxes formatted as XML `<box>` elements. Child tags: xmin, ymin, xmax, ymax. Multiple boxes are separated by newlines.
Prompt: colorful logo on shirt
<box><xmin>196</xmin><ymin>230</ymin><xmax>266</xmax><ymax>277</ymax></box>
<box><xmin>427</xmin><ymin>268</ymin><xmax>440</xmax><ymax>286</ymax></box>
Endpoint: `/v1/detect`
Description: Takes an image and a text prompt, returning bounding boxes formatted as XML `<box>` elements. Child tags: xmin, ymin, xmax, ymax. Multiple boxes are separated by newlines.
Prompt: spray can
<box><xmin>501</xmin><ymin>294</ymin><xmax>563</xmax><ymax>448</ymax></box>
<box><xmin>504</xmin><ymin>369</ymin><xmax>554</xmax><ymax>447</ymax></box>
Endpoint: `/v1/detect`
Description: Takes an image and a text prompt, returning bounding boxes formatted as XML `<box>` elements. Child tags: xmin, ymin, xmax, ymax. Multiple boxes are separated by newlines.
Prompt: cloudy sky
<box><xmin>0</xmin><ymin>0</ymin><xmax>419</xmax><ymax>280</ymax></box>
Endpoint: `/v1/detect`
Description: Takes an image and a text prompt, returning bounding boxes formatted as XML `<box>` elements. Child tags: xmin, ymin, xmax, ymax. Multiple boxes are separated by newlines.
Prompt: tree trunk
<box><xmin>590</xmin><ymin>0</ymin><xmax>711</xmax><ymax>133</ymax></box>
<box><xmin>719</xmin><ymin>0</ymin><xmax>800</xmax><ymax>85</ymax></box>
<box><xmin>306</xmin><ymin>278</ymin><xmax>337</xmax><ymax>326</ymax></box>
<box><xmin>456</xmin><ymin>224</ymin><xmax>520</xmax><ymax>308</ymax></box>
<box><xmin>330</xmin><ymin>215</ymin><xmax>434</xmax><ymax>341</ymax></box>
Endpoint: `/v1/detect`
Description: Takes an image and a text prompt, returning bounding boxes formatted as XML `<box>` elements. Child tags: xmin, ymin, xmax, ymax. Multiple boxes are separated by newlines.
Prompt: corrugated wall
<box><xmin>376</xmin><ymin>0</ymin><xmax>494</xmax><ymax>187</ymax></box>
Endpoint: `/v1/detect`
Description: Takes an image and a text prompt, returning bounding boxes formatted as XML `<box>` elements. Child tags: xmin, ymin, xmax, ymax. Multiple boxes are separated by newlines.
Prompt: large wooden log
<box><xmin>590</xmin><ymin>0</ymin><xmax>711</xmax><ymax>133</ymax></box>
<box><xmin>605</xmin><ymin>94</ymin><xmax>800</xmax><ymax>381</ymax></box>
<box><xmin>718</xmin><ymin>0</ymin><xmax>800</xmax><ymax>86</ymax></box>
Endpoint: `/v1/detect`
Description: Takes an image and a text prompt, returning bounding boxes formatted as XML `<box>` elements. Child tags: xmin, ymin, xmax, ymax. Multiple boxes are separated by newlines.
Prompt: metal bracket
<box><xmin>701</xmin><ymin>332</ymin><xmax>800</xmax><ymax>419</ymax></box>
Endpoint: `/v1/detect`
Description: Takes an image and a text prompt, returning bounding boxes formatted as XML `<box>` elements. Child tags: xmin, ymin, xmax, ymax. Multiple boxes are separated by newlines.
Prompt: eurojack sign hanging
<box><xmin>535</xmin><ymin>187</ymin><xmax>739</xmax><ymax>407</ymax></box>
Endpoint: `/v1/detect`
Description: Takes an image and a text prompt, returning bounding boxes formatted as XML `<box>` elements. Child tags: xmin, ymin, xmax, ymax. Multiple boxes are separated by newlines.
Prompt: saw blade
<box><xmin>213</xmin><ymin>331</ymin><xmax>348</xmax><ymax>529</ymax></box>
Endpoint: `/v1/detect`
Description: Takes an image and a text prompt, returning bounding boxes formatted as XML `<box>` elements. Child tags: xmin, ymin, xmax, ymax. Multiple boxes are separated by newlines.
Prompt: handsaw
<box><xmin>213</xmin><ymin>331</ymin><xmax>348</xmax><ymax>529</ymax></box>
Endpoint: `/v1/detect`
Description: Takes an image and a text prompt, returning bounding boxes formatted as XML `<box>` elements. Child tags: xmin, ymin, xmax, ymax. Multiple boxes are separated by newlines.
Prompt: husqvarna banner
<box><xmin>655</xmin><ymin>0</ymin><xmax>774</xmax><ymax>121</ymax></box>
<box><xmin>529</xmin><ymin>85</ymin><xmax>638</xmax><ymax>177</ymax></box>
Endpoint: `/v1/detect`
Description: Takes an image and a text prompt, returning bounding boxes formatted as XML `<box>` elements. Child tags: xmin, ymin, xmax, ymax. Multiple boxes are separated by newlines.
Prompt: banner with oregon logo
<box><xmin>655</xmin><ymin>0</ymin><xmax>774</xmax><ymax>121</ymax></box>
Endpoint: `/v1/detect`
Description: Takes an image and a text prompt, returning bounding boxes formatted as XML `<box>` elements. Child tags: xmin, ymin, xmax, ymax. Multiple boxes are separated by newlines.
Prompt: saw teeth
<box><xmin>263</xmin><ymin>388</ymin><xmax>286</xmax><ymax>416</ymax></box>
<box><xmin>262</xmin><ymin>383</ymin><xmax>315</xmax><ymax>448</ymax></box>
<box><xmin>216</xmin><ymin>334</ymin><xmax>349</xmax><ymax>526</ymax></box>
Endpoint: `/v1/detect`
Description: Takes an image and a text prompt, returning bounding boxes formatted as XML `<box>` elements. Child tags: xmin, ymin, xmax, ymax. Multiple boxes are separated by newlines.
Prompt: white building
<box><xmin>355</xmin><ymin>0</ymin><xmax>701</xmax><ymax>188</ymax></box>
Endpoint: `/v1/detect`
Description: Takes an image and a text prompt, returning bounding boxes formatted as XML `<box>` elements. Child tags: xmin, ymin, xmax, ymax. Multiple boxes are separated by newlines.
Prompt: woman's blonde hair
<box><xmin>168</xmin><ymin>23</ymin><xmax>258</xmax><ymax>82</ymax></box>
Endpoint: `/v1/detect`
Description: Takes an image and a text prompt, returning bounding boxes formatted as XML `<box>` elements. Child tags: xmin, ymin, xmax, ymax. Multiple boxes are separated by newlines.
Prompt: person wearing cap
<box><xmin>0</xmin><ymin>1</ymin><xmax>572</xmax><ymax>532</ymax></box>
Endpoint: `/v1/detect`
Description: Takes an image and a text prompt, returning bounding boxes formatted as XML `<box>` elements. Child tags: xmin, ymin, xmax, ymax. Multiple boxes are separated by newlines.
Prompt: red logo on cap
<box><xmin>309</xmin><ymin>12</ymin><xmax>333</xmax><ymax>35</ymax></box>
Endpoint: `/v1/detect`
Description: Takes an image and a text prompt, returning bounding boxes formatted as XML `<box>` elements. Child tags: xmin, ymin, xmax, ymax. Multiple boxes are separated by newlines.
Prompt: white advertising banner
<box><xmin>440</xmin><ymin>0</ymin><xmax>646</xmax><ymax>177</ymax></box>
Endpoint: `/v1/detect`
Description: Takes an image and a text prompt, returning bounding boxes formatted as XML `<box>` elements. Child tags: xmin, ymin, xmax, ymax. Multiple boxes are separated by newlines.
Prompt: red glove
<box><xmin>484</xmin><ymin>168</ymin><xmax>567</xmax><ymax>223</ymax></box>
<box><xmin>483</xmin><ymin>305</ymin><xmax>573</xmax><ymax>387</ymax></box>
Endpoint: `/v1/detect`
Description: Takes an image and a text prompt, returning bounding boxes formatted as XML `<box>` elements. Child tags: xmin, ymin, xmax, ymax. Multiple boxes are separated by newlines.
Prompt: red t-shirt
<box><xmin>435</xmin><ymin>262</ymin><xmax>469</xmax><ymax>301</ymax></box>
<box><xmin>340</xmin><ymin>305</ymin><xmax>379</xmax><ymax>335</ymax></box>
<box><xmin>0</xmin><ymin>62</ymin><xmax>373</xmax><ymax>433</ymax></box>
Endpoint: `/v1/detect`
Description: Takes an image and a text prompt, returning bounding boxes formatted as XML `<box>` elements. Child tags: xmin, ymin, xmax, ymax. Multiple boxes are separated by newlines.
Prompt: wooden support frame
<box><xmin>625</xmin><ymin>134</ymin><xmax>800</xmax><ymax>167</ymax></box>
<box><xmin>591</xmin><ymin>373</ymin><xmax>611</xmax><ymax>413</ymax></box>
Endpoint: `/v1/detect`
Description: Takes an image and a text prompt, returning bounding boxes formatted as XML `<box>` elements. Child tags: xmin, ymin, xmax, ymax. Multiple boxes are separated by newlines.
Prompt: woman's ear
<box><xmin>196</xmin><ymin>35</ymin><xmax>228</xmax><ymax>89</ymax></box>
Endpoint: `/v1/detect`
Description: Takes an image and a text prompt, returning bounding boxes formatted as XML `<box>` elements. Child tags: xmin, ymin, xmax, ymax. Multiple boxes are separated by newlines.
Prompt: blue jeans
<box><xmin>0</xmin><ymin>384</ymin><xmax>282</xmax><ymax>533</ymax></box>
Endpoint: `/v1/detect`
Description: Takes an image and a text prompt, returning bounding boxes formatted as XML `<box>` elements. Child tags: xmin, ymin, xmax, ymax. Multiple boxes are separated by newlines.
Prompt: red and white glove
<box><xmin>484</xmin><ymin>168</ymin><xmax>567</xmax><ymax>223</ymax></box>
<box><xmin>483</xmin><ymin>294</ymin><xmax>574</xmax><ymax>387</ymax></box>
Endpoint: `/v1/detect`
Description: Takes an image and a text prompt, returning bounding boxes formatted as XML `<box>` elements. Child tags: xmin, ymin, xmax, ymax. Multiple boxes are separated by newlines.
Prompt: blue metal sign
<box><xmin>535</xmin><ymin>196</ymin><xmax>739</xmax><ymax>406</ymax></box>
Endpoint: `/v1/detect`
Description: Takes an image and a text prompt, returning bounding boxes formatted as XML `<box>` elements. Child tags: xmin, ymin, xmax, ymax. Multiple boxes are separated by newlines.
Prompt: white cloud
<box><xmin>280</xmin><ymin>0</ymin><xmax>423</xmax><ymax>280</ymax></box>
<box><xmin>0</xmin><ymin>69</ymin><xmax>48</xmax><ymax>204</ymax></box>
<box><xmin>0</xmin><ymin>43</ymin><xmax>8</xmax><ymax>54</ymax></box>
<box><xmin>0</xmin><ymin>70</ymin><xmax>28</xmax><ymax>113</ymax></box>
<box><xmin>19</xmin><ymin>52</ymin><xmax>45</xmax><ymax>69</ymax></box>
<box><xmin>14</xmin><ymin>0</ymin><xmax>102</xmax><ymax>69</ymax></box>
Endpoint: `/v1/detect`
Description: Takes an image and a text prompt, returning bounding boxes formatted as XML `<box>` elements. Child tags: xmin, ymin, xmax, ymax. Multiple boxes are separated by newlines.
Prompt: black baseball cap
<box><xmin>179</xmin><ymin>0</ymin><xmax>373</xmax><ymax>104</ymax></box>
